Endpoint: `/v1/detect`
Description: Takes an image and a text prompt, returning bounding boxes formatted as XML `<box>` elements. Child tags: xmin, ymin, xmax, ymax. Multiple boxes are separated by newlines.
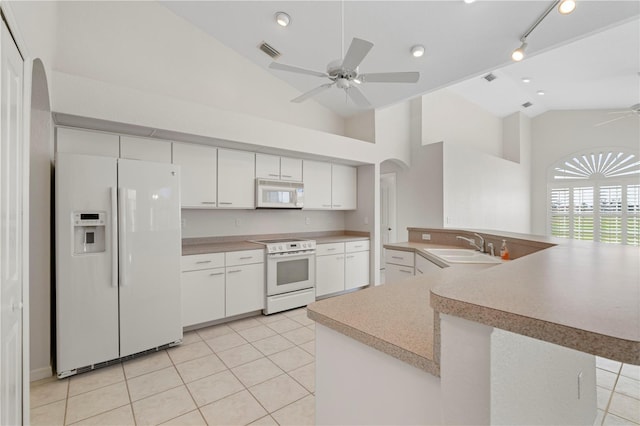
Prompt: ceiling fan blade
<box><xmin>269</xmin><ymin>62</ymin><xmax>328</xmax><ymax>78</ymax></box>
<box><xmin>291</xmin><ymin>83</ymin><xmax>335</xmax><ymax>103</ymax></box>
<box><xmin>594</xmin><ymin>115</ymin><xmax>630</xmax><ymax>127</ymax></box>
<box><xmin>359</xmin><ymin>72</ymin><xmax>420</xmax><ymax>83</ymax></box>
<box><xmin>341</xmin><ymin>38</ymin><xmax>374</xmax><ymax>70</ymax></box>
<box><xmin>346</xmin><ymin>85</ymin><xmax>371</xmax><ymax>108</ymax></box>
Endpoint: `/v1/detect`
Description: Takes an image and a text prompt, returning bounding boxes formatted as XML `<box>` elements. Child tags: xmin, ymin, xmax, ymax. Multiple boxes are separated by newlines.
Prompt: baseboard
<box><xmin>30</xmin><ymin>365</ymin><xmax>53</xmax><ymax>382</ymax></box>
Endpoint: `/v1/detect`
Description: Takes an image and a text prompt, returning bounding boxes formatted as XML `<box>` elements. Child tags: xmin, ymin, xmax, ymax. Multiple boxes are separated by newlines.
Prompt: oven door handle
<box><xmin>267</xmin><ymin>251</ymin><xmax>315</xmax><ymax>259</ymax></box>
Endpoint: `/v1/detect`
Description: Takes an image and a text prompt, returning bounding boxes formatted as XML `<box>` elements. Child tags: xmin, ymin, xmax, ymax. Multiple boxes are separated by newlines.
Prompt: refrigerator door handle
<box><xmin>111</xmin><ymin>187</ymin><xmax>118</xmax><ymax>288</ymax></box>
<box><xmin>118</xmin><ymin>187</ymin><xmax>129</xmax><ymax>287</ymax></box>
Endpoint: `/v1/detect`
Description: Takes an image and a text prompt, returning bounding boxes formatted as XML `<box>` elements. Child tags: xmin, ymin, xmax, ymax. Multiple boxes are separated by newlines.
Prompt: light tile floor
<box><xmin>30</xmin><ymin>307</ymin><xmax>640</xmax><ymax>426</ymax></box>
<box><xmin>30</xmin><ymin>308</ymin><xmax>315</xmax><ymax>426</ymax></box>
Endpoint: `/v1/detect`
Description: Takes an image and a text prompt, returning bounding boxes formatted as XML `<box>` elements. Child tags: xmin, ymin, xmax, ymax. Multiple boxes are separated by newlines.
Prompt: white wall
<box><xmin>530</xmin><ymin>110</ymin><xmax>640</xmax><ymax>234</ymax></box>
<box><xmin>181</xmin><ymin>209</ymin><xmax>345</xmax><ymax>239</ymax></box>
<box><xmin>422</xmin><ymin>89</ymin><xmax>503</xmax><ymax>158</ymax></box>
<box><xmin>345</xmin><ymin>111</ymin><xmax>375</xmax><ymax>143</ymax></box>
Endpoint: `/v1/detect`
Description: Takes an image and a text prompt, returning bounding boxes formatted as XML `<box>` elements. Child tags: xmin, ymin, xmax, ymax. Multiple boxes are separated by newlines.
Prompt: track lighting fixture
<box><xmin>511</xmin><ymin>41</ymin><xmax>527</xmax><ymax>62</ymax></box>
<box><xmin>510</xmin><ymin>0</ymin><xmax>577</xmax><ymax>61</ymax></box>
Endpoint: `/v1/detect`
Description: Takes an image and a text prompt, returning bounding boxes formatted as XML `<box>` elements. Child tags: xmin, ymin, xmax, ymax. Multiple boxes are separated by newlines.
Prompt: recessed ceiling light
<box><xmin>463</xmin><ymin>0</ymin><xmax>477</xmax><ymax>4</ymax></box>
<box><xmin>410</xmin><ymin>45</ymin><xmax>425</xmax><ymax>58</ymax></box>
<box><xmin>521</xmin><ymin>77</ymin><xmax>531</xmax><ymax>83</ymax></box>
<box><xmin>558</xmin><ymin>0</ymin><xmax>576</xmax><ymax>15</ymax></box>
<box><xmin>275</xmin><ymin>12</ymin><xmax>291</xmax><ymax>27</ymax></box>
<box><xmin>537</xmin><ymin>90</ymin><xmax>545</xmax><ymax>96</ymax></box>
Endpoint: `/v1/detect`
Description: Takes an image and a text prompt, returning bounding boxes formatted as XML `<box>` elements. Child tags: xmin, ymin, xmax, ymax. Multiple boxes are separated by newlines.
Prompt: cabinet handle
<box><xmin>400</xmin><ymin>269</ymin><xmax>412</xmax><ymax>274</ymax></box>
<box><xmin>416</xmin><ymin>268</ymin><xmax>423</xmax><ymax>274</ymax></box>
<box><xmin>333</xmin><ymin>204</ymin><xmax>342</xmax><ymax>208</ymax></box>
<box><xmin>219</xmin><ymin>202</ymin><xmax>233</xmax><ymax>205</ymax></box>
<box><xmin>346</xmin><ymin>255</ymin><xmax>354</xmax><ymax>259</ymax></box>
<box><xmin>391</xmin><ymin>256</ymin><xmax>404</xmax><ymax>260</ymax></box>
<box><xmin>227</xmin><ymin>269</ymin><xmax>241</xmax><ymax>274</ymax></box>
<box><xmin>201</xmin><ymin>201</ymin><xmax>217</xmax><ymax>205</ymax></box>
<box><xmin>268</xmin><ymin>174</ymin><xmax>279</xmax><ymax>177</ymax></box>
<box><xmin>281</xmin><ymin>174</ymin><xmax>292</xmax><ymax>178</ymax></box>
<box><xmin>322</xmin><ymin>204</ymin><xmax>332</xmax><ymax>207</ymax></box>
<box><xmin>196</xmin><ymin>260</ymin><xmax>212</xmax><ymax>264</ymax></box>
<box><xmin>239</xmin><ymin>256</ymin><xmax>253</xmax><ymax>260</ymax></box>
<box><xmin>353</xmin><ymin>245</ymin><xmax>363</xmax><ymax>248</ymax></box>
<box><xmin>327</xmin><ymin>248</ymin><xmax>336</xmax><ymax>251</ymax></box>
<box><xmin>209</xmin><ymin>272</ymin><xmax>224</xmax><ymax>276</ymax></box>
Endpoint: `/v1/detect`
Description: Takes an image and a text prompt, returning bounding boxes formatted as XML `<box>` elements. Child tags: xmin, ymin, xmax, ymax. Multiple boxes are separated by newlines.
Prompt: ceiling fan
<box><xmin>595</xmin><ymin>103</ymin><xmax>640</xmax><ymax>127</ymax></box>
<box><xmin>269</xmin><ymin>37</ymin><xmax>420</xmax><ymax>108</ymax></box>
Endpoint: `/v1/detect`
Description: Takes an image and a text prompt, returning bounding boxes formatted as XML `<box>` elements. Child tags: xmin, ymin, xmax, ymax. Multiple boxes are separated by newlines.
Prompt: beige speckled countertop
<box><xmin>182</xmin><ymin>232</ymin><xmax>369</xmax><ymax>255</ymax></box>
<box><xmin>307</xmin><ymin>229</ymin><xmax>640</xmax><ymax>374</ymax></box>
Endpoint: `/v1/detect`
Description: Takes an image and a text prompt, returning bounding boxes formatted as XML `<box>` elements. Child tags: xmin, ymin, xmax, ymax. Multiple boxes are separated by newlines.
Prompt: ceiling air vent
<box><xmin>522</xmin><ymin>101</ymin><xmax>533</xmax><ymax>108</ymax></box>
<box><xmin>482</xmin><ymin>73</ymin><xmax>497</xmax><ymax>82</ymax></box>
<box><xmin>259</xmin><ymin>42</ymin><xmax>281</xmax><ymax>59</ymax></box>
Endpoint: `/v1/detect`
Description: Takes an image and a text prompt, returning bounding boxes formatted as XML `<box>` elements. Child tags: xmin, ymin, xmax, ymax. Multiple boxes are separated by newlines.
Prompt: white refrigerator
<box><xmin>55</xmin><ymin>153</ymin><xmax>182</xmax><ymax>378</ymax></box>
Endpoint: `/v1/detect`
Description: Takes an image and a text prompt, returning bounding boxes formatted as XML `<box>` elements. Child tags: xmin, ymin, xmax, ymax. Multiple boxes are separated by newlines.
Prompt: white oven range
<box><xmin>252</xmin><ymin>238</ymin><xmax>316</xmax><ymax>314</ymax></box>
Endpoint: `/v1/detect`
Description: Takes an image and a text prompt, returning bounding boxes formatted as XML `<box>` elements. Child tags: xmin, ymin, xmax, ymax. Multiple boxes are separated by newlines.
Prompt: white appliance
<box><xmin>256</xmin><ymin>179</ymin><xmax>304</xmax><ymax>209</ymax></box>
<box><xmin>55</xmin><ymin>153</ymin><xmax>182</xmax><ymax>378</ymax></box>
<box><xmin>253</xmin><ymin>238</ymin><xmax>316</xmax><ymax>314</ymax></box>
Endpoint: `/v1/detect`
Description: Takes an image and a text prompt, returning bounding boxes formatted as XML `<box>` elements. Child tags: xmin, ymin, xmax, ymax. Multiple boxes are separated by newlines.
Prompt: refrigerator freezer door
<box><xmin>55</xmin><ymin>153</ymin><xmax>119</xmax><ymax>374</ymax></box>
<box><xmin>118</xmin><ymin>159</ymin><xmax>182</xmax><ymax>357</ymax></box>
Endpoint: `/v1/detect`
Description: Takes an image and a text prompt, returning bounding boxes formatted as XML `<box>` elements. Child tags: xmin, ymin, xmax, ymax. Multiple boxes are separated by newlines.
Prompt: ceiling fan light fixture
<box><xmin>511</xmin><ymin>41</ymin><xmax>527</xmax><ymax>62</ymax></box>
<box><xmin>411</xmin><ymin>45</ymin><xmax>425</xmax><ymax>58</ymax></box>
<box><xmin>558</xmin><ymin>0</ymin><xmax>577</xmax><ymax>15</ymax></box>
<box><xmin>275</xmin><ymin>12</ymin><xmax>291</xmax><ymax>27</ymax></box>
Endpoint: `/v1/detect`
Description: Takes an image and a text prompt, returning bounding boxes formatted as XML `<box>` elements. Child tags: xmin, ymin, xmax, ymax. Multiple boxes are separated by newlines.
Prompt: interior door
<box><xmin>118</xmin><ymin>159</ymin><xmax>182</xmax><ymax>357</ymax></box>
<box><xmin>380</xmin><ymin>173</ymin><xmax>397</xmax><ymax>264</ymax></box>
<box><xmin>0</xmin><ymin>19</ymin><xmax>24</xmax><ymax>425</ymax></box>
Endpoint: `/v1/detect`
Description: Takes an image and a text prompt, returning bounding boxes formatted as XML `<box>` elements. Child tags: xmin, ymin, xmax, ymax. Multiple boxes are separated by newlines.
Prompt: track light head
<box><xmin>558</xmin><ymin>0</ymin><xmax>577</xmax><ymax>15</ymax></box>
<box><xmin>511</xmin><ymin>42</ymin><xmax>527</xmax><ymax>62</ymax></box>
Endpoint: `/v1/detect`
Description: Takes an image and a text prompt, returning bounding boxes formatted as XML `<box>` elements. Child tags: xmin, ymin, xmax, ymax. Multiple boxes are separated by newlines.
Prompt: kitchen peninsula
<box><xmin>307</xmin><ymin>228</ymin><xmax>640</xmax><ymax>425</ymax></box>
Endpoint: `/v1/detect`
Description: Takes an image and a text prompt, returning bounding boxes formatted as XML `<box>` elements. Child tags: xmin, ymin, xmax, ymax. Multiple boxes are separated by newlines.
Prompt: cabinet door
<box><xmin>218</xmin><ymin>149</ymin><xmax>256</xmax><ymax>209</ymax></box>
<box><xmin>415</xmin><ymin>254</ymin><xmax>443</xmax><ymax>275</ymax></box>
<box><xmin>316</xmin><ymin>254</ymin><xmax>345</xmax><ymax>297</ymax></box>
<box><xmin>384</xmin><ymin>263</ymin><xmax>414</xmax><ymax>283</ymax></box>
<box><xmin>172</xmin><ymin>143</ymin><xmax>217</xmax><ymax>208</ymax></box>
<box><xmin>280</xmin><ymin>157</ymin><xmax>303</xmax><ymax>181</ymax></box>
<box><xmin>331</xmin><ymin>165</ymin><xmax>357</xmax><ymax>210</ymax></box>
<box><xmin>303</xmin><ymin>160</ymin><xmax>332</xmax><ymax>209</ymax></box>
<box><xmin>386</xmin><ymin>249</ymin><xmax>414</xmax><ymax>267</ymax></box>
<box><xmin>255</xmin><ymin>154</ymin><xmax>281</xmax><ymax>179</ymax></box>
<box><xmin>181</xmin><ymin>268</ymin><xmax>225</xmax><ymax>327</ymax></box>
<box><xmin>226</xmin><ymin>263</ymin><xmax>265</xmax><ymax>316</ymax></box>
<box><xmin>345</xmin><ymin>251</ymin><xmax>369</xmax><ymax>290</ymax></box>
<box><xmin>56</xmin><ymin>127</ymin><xmax>120</xmax><ymax>157</ymax></box>
<box><xmin>120</xmin><ymin>136</ymin><xmax>171</xmax><ymax>163</ymax></box>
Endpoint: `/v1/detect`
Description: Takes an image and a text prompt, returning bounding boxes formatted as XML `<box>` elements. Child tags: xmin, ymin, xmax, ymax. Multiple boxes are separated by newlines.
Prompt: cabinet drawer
<box><xmin>385</xmin><ymin>249</ymin><xmax>414</xmax><ymax>267</ymax></box>
<box><xmin>345</xmin><ymin>240</ymin><xmax>369</xmax><ymax>253</ymax></box>
<box><xmin>384</xmin><ymin>263</ymin><xmax>415</xmax><ymax>283</ymax></box>
<box><xmin>181</xmin><ymin>253</ymin><xmax>225</xmax><ymax>272</ymax></box>
<box><xmin>316</xmin><ymin>242</ymin><xmax>345</xmax><ymax>256</ymax></box>
<box><xmin>225</xmin><ymin>249</ymin><xmax>264</xmax><ymax>266</ymax></box>
<box><xmin>415</xmin><ymin>254</ymin><xmax>443</xmax><ymax>275</ymax></box>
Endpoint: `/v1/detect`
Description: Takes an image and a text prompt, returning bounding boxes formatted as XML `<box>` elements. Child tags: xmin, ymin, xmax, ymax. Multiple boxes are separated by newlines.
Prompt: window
<box><xmin>548</xmin><ymin>150</ymin><xmax>640</xmax><ymax>245</ymax></box>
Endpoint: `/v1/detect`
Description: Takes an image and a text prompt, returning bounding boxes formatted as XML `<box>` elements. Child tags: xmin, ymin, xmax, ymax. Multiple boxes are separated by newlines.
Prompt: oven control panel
<box><xmin>265</xmin><ymin>240</ymin><xmax>316</xmax><ymax>254</ymax></box>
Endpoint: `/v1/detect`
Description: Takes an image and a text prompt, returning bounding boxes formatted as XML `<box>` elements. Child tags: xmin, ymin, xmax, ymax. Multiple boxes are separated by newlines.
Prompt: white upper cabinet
<box><xmin>332</xmin><ymin>164</ymin><xmax>357</xmax><ymax>210</ymax></box>
<box><xmin>255</xmin><ymin>154</ymin><xmax>281</xmax><ymax>180</ymax></box>
<box><xmin>218</xmin><ymin>149</ymin><xmax>255</xmax><ymax>209</ymax></box>
<box><xmin>303</xmin><ymin>160</ymin><xmax>333</xmax><ymax>209</ymax></box>
<box><xmin>256</xmin><ymin>154</ymin><xmax>302</xmax><ymax>181</ymax></box>
<box><xmin>56</xmin><ymin>127</ymin><xmax>120</xmax><ymax>157</ymax></box>
<box><xmin>120</xmin><ymin>136</ymin><xmax>172</xmax><ymax>163</ymax></box>
<box><xmin>280</xmin><ymin>157</ymin><xmax>303</xmax><ymax>181</ymax></box>
<box><xmin>172</xmin><ymin>143</ymin><xmax>217</xmax><ymax>208</ymax></box>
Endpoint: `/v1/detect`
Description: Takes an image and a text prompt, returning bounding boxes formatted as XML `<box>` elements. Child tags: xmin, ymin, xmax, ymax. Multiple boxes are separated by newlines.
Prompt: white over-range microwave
<box><xmin>256</xmin><ymin>178</ymin><xmax>304</xmax><ymax>209</ymax></box>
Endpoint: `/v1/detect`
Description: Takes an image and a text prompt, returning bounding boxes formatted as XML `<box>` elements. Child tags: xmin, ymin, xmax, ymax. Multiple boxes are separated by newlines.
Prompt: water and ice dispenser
<box><xmin>73</xmin><ymin>212</ymin><xmax>106</xmax><ymax>254</ymax></box>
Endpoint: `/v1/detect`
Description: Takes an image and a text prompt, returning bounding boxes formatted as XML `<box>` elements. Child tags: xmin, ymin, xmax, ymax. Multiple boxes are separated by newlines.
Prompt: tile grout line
<box><xmin>600</xmin><ymin>363</ymin><xmax>623</xmax><ymax>425</ymax></box>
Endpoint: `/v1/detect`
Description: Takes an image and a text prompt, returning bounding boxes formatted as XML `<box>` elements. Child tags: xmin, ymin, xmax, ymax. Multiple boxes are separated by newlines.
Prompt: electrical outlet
<box><xmin>422</xmin><ymin>233</ymin><xmax>431</xmax><ymax>241</ymax></box>
<box><xmin>305</xmin><ymin>217</ymin><xmax>311</xmax><ymax>225</ymax></box>
<box><xmin>235</xmin><ymin>218</ymin><xmax>241</xmax><ymax>227</ymax></box>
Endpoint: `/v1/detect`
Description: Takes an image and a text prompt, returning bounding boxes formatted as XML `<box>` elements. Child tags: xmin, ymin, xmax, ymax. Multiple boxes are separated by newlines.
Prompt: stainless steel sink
<box><xmin>424</xmin><ymin>248</ymin><xmax>501</xmax><ymax>264</ymax></box>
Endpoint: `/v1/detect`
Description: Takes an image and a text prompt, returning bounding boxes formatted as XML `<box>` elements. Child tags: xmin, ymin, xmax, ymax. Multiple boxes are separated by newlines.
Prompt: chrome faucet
<box><xmin>487</xmin><ymin>242</ymin><xmax>495</xmax><ymax>256</ymax></box>
<box><xmin>456</xmin><ymin>233</ymin><xmax>485</xmax><ymax>253</ymax></box>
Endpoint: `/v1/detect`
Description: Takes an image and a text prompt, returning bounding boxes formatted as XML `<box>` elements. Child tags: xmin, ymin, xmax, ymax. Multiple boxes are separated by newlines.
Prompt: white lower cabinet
<box><xmin>415</xmin><ymin>254</ymin><xmax>443</xmax><ymax>275</ymax></box>
<box><xmin>181</xmin><ymin>249</ymin><xmax>264</xmax><ymax>327</ymax></box>
<box><xmin>226</xmin><ymin>263</ymin><xmax>265</xmax><ymax>317</ymax></box>
<box><xmin>385</xmin><ymin>249</ymin><xmax>415</xmax><ymax>283</ymax></box>
<box><xmin>316</xmin><ymin>240</ymin><xmax>369</xmax><ymax>297</ymax></box>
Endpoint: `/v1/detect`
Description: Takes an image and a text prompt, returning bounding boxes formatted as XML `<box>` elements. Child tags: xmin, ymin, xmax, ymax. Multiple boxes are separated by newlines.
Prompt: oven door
<box><xmin>266</xmin><ymin>251</ymin><xmax>315</xmax><ymax>296</ymax></box>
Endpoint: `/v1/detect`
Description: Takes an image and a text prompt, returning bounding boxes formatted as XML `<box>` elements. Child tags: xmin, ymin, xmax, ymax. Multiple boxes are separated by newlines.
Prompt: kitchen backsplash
<box><xmin>181</xmin><ymin>209</ymin><xmax>347</xmax><ymax>238</ymax></box>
